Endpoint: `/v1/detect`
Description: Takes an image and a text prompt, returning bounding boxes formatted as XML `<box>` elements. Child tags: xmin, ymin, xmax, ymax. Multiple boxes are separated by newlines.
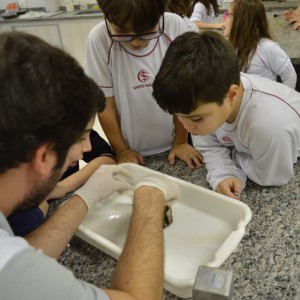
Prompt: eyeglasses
<box><xmin>105</xmin><ymin>16</ymin><xmax>164</xmax><ymax>42</ymax></box>
<box><xmin>223</xmin><ymin>10</ymin><xmax>234</xmax><ymax>20</ymax></box>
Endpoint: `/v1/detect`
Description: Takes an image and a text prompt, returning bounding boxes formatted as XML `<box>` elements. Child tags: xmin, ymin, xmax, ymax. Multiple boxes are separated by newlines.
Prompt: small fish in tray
<box><xmin>163</xmin><ymin>205</ymin><xmax>173</xmax><ymax>228</ymax></box>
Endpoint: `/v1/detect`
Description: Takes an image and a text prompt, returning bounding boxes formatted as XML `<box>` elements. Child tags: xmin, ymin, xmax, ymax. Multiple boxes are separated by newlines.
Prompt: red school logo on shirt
<box><xmin>223</xmin><ymin>136</ymin><xmax>232</xmax><ymax>143</ymax></box>
<box><xmin>137</xmin><ymin>70</ymin><xmax>150</xmax><ymax>83</ymax></box>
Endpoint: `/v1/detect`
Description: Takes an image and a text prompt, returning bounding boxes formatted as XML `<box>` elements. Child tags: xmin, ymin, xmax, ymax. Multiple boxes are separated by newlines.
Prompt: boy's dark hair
<box><xmin>152</xmin><ymin>31</ymin><xmax>240</xmax><ymax>114</ymax></box>
<box><xmin>98</xmin><ymin>0</ymin><xmax>165</xmax><ymax>33</ymax></box>
<box><xmin>0</xmin><ymin>31</ymin><xmax>104</xmax><ymax>173</ymax></box>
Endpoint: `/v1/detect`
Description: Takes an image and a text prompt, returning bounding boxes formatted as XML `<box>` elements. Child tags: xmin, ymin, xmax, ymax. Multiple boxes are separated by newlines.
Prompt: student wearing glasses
<box><xmin>223</xmin><ymin>0</ymin><xmax>297</xmax><ymax>89</ymax></box>
<box><xmin>85</xmin><ymin>0</ymin><xmax>203</xmax><ymax>169</ymax></box>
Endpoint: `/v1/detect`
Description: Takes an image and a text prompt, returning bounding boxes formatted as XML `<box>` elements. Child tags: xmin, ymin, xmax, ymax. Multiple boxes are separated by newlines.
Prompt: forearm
<box><xmin>109</xmin><ymin>187</ymin><xmax>165</xmax><ymax>300</ymax></box>
<box><xmin>173</xmin><ymin>115</ymin><xmax>188</xmax><ymax>145</ymax></box>
<box><xmin>236</xmin><ymin>150</ymin><xmax>294</xmax><ymax>186</ymax></box>
<box><xmin>193</xmin><ymin>136</ymin><xmax>246</xmax><ymax>189</ymax></box>
<box><xmin>194</xmin><ymin>21</ymin><xmax>223</xmax><ymax>29</ymax></box>
<box><xmin>99</xmin><ymin>97</ymin><xmax>129</xmax><ymax>153</ymax></box>
<box><xmin>47</xmin><ymin>157</ymin><xmax>115</xmax><ymax>200</ymax></box>
<box><xmin>60</xmin><ymin>157</ymin><xmax>115</xmax><ymax>194</ymax></box>
<box><xmin>25</xmin><ymin>195</ymin><xmax>88</xmax><ymax>259</ymax></box>
<box><xmin>280</xmin><ymin>63</ymin><xmax>297</xmax><ymax>89</ymax></box>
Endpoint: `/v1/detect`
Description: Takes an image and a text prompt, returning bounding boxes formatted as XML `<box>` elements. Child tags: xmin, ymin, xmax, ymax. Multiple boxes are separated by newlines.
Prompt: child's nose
<box><xmin>129</xmin><ymin>38</ymin><xmax>148</xmax><ymax>47</ymax></box>
<box><xmin>179</xmin><ymin>117</ymin><xmax>196</xmax><ymax>131</ymax></box>
<box><xmin>185</xmin><ymin>123</ymin><xmax>196</xmax><ymax>132</ymax></box>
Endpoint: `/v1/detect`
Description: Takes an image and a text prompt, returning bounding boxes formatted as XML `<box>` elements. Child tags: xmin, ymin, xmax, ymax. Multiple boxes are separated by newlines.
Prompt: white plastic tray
<box><xmin>76</xmin><ymin>163</ymin><xmax>252</xmax><ymax>298</ymax></box>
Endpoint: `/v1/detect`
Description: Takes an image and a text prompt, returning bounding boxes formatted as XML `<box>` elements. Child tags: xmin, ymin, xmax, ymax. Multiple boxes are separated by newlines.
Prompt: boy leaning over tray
<box><xmin>153</xmin><ymin>31</ymin><xmax>300</xmax><ymax>200</ymax></box>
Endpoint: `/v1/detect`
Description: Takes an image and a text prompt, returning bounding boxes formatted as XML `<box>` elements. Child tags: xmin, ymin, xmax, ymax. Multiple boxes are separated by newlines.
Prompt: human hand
<box><xmin>286</xmin><ymin>14</ymin><xmax>300</xmax><ymax>24</ymax></box>
<box><xmin>116</xmin><ymin>149</ymin><xmax>145</xmax><ymax>165</ymax></box>
<box><xmin>215</xmin><ymin>177</ymin><xmax>243</xmax><ymax>200</ymax></box>
<box><xmin>135</xmin><ymin>174</ymin><xmax>180</xmax><ymax>205</ymax></box>
<box><xmin>74</xmin><ymin>165</ymin><xmax>132</xmax><ymax>210</ymax></box>
<box><xmin>292</xmin><ymin>21</ymin><xmax>300</xmax><ymax>29</ymax></box>
<box><xmin>283</xmin><ymin>8</ymin><xmax>296</xmax><ymax>21</ymax></box>
<box><xmin>168</xmin><ymin>143</ymin><xmax>203</xmax><ymax>169</ymax></box>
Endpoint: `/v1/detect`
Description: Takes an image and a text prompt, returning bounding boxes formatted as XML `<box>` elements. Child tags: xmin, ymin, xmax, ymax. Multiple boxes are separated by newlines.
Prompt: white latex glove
<box><xmin>75</xmin><ymin>165</ymin><xmax>132</xmax><ymax>210</ymax></box>
<box><xmin>135</xmin><ymin>174</ymin><xmax>180</xmax><ymax>205</ymax></box>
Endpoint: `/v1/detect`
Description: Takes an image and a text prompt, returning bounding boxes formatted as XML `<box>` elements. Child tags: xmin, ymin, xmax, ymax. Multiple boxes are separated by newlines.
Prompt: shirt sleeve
<box><xmin>192</xmin><ymin>134</ymin><xmax>247</xmax><ymax>190</ymax></box>
<box><xmin>260</xmin><ymin>41</ymin><xmax>297</xmax><ymax>89</ymax></box>
<box><xmin>85</xmin><ymin>22</ymin><xmax>114</xmax><ymax>98</ymax></box>
<box><xmin>236</xmin><ymin>113</ymin><xmax>297</xmax><ymax>186</ymax></box>
<box><xmin>279</xmin><ymin>62</ymin><xmax>297</xmax><ymax>89</ymax></box>
<box><xmin>0</xmin><ymin>246</ymin><xmax>110</xmax><ymax>300</ymax></box>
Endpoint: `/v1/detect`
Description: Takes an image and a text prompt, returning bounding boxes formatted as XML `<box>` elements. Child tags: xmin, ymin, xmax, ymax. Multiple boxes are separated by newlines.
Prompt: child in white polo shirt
<box><xmin>85</xmin><ymin>0</ymin><xmax>202</xmax><ymax>169</ymax></box>
<box><xmin>153</xmin><ymin>31</ymin><xmax>300</xmax><ymax>200</ymax></box>
<box><xmin>224</xmin><ymin>0</ymin><xmax>297</xmax><ymax>89</ymax></box>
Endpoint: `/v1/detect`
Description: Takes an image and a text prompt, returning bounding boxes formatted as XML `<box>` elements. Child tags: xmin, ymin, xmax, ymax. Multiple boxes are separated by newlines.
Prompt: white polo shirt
<box><xmin>0</xmin><ymin>212</ymin><xmax>109</xmax><ymax>300</ymax></box>
<box><xmin>85</xmin><ymin>13</ymin><xmax>189</xmax><ymax>156</ymax></box>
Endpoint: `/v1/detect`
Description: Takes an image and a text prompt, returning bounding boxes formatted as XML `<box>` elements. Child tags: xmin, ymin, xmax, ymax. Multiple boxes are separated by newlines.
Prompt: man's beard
<box><xmin>17</xmin><ymin>167</ymin><xmax>62</xmax><ymax>211</ymax></box>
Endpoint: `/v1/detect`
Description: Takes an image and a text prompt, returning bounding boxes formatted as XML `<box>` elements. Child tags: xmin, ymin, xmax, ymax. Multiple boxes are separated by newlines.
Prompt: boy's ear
<box><xmin>30</xmin><ymin>144</ymin><xmax>57</xmax><ymax>178</ymax></box>
<box><xmin>227</xmin><ymin>84</ymin><xmax>240</xmax><ymax>104</ymax></box>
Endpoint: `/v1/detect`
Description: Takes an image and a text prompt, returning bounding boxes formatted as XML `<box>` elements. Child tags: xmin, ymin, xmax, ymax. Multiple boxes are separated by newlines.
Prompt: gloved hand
<box><xmin>135</xmin><ymin>174</ymin><xmax>180</xmax><ymax>205</ymax></box>
<box><xmin>75</xmin><ymin>165</ymin><xmax>132</xmax><ymax>210</ymax></box>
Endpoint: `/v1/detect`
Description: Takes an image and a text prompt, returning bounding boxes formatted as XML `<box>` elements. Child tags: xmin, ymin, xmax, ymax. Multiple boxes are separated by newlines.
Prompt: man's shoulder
<box><xmin>0</xmin><ymin>242</ymin><xmax>110</xmax><ymax>300</ymax></box>
<box><xmin>0</xmin><ymin>216</ymin><xmax>29</xmax><ymax>271</ymax></box>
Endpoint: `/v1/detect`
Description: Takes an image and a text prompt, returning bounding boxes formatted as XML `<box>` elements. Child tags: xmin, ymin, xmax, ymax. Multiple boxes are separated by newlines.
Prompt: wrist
<box><xmin>134</xmin><ymin>186</ymin><xmax>165</xmax><ymax>205</ymax></box>
<box><xmin>71</xmin><ymin>193</ymin><xmax>90</xmax><ymax>212</ymax></box>
<box><xmin>172</xmin><ymin>135</ymin><xmax>188</xmax><ymax>146</ymax></box>
<box><xmin>134</xmin><ymin>187</ymin><xmax>167</xmax><ymax>229</ymax></box>
<box><xmin>115</xmin><ymin>148</ymin><xmax>130</xmax><ymax>159</ymax></box>
<box><xmin>116</xmin><ymin>148</ymin><xmax>130</xmax><ymax>156</ymax></box>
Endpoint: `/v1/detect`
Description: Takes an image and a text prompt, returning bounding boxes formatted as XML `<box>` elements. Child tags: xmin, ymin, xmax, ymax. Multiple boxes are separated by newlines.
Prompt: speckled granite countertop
<box><xmin>53</xmin><ymin>152</ymin><xmax>300</xmax><ymax>300</ymax></box>
<box><xmin>221</xmin><ymin>0</ymin><xmax>299</xmax><ymax>11</ymax></box>
<box><xmin>267</xmin><ymin>14</ymin><xmax>300</xmax><ymax>64</ymax></box>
